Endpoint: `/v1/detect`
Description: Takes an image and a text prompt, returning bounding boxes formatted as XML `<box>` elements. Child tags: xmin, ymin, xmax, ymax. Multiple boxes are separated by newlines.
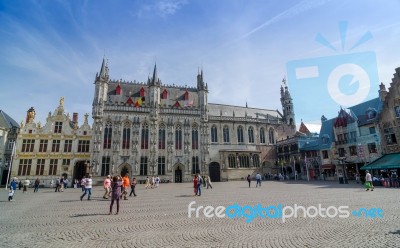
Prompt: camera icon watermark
<box><xmin>286</xmin><ymin>22</ymin><xmax>379</xmax><ymax>108</ymax></box>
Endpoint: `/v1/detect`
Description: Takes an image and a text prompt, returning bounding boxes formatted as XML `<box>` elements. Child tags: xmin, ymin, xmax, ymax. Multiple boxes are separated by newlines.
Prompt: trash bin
<box><xmin>339</xmin><ymin>177</ymin><xmax>344</xmax><ymax>184</ymax></box>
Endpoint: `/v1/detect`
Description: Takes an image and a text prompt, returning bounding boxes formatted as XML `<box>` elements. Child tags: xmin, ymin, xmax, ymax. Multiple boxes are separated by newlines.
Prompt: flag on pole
<box><xmin>135</xmin><ymin>97</ymin><xmax>145</xmax><ymax>107</ymax></box>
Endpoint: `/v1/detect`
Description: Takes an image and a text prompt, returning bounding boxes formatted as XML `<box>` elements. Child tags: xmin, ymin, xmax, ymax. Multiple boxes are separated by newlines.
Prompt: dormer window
<box><xmin>140</xmin><ymin>87</ymin><xmax>145</xmax><ymax>97</ymax></box>
<box><xmin>54</xmin><ymin>122</ymin><xmax>62</xmax><ymax>133</ymax></box>
<box><xmin>162</xmin><ymin>89</ymin><xmax>168</xmax><ymax>99</ymax></box>
<box><xmin>116</xmin><ymin>84</ymin><xmax>121</xmax><ymax>95</ymax></box>
<box><xmin>184</xmin><ymin>91</ymin><xmax>189</xmax><ymax>100</ymax></box>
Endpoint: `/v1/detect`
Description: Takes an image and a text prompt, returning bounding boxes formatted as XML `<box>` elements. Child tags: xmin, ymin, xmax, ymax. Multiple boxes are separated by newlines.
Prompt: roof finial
<box><xmin>282</xmin><ymin>76</ymin><xmax>286</xmax><ymax>86</ymax></box>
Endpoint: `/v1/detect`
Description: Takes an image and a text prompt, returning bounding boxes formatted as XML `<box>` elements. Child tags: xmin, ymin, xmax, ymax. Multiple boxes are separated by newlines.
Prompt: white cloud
<box><xmin>135</xmin><ymin>0</ymin><xmax>188</xmax><ymax>18</ymax></box>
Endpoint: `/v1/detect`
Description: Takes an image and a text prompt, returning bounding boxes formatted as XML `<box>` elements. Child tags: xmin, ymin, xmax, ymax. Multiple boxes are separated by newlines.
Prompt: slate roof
<box><xmin>317</xmin><ymin>118</ymin><xmax>336</xmax><ymax>150</ymax></box>
<box><xmin>347</xmin><ymin>97</ymin><xmax>381</xmax><ymax>126</ymax></box>
<box><xmin>0</xmin><ymin>110</ymin><xmax>19</xmax><ymax>129</ymax></box>
<box><xmin>208</xmin><ymin>104</ymin><xmax>280</xmax><ymax>120</ymax></box>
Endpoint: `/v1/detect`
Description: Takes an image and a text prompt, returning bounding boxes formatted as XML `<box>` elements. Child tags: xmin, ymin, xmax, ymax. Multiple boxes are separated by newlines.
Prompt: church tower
<box><xmin>280</xmin><ymin>78</ymin><xmax>296</xmax><ymax>127</ymax></box>
<box><xmin>197</xmin><ymin>69</ymin><xmax>208</xmax><ymax>121</ymax></box>
<box><xmin>92</xmin><ymin>58</ymin><xmax>109</xmax><ymax>118</ymax></box>
<box><xmin>147</xmin><ymin>63</ymin><xmax>161</xmax><ymax>108</ymax></box>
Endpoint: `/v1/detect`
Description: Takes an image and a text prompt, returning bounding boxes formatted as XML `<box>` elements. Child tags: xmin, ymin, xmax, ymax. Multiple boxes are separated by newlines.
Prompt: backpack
<box><xmin>199</xmin><ymin>177</ymin><xmax>203</xmax><ymax>184</ymax></box>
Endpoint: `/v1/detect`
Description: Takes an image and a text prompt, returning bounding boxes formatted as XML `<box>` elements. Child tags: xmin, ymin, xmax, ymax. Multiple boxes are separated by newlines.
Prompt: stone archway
<box><xmin>118</xmin><ymin>163</ymin><xmax>132</xmax><ymax>177</ymax></box>
<box><xmin>73</xmin><ymin>161</ymin><xmax>87</xmax><ymax>182</ymax></box>
<box><xmin>208</xmin><ymin>162</ymin><xmax>220</xmax><ymax>182</ymax></box>
<box><xmin>173</xmin><ymin>163</ymin><xmax>184</xmax><ymax>183</ymax></box>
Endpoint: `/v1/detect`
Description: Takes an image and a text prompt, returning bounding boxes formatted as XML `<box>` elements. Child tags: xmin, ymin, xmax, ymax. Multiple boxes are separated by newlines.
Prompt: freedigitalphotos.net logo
<box><xmin>188</xmin><ymin>201</ymin><xmax>383</xmax><ymax>223</ymax></box>
<box><xmin>286</xmin><ymin>21</ymin><xmax>379</xmax><ymax>108</ymax></box>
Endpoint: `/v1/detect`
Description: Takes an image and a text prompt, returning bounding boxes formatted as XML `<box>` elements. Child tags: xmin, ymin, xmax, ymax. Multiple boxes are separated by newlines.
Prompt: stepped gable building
<box><xmin>0</xmin><ymin>110</ymin><xmax>19</xmax><ymax>185</ymax></box>
<box><xmin>10</xmin><ymin>99</ymin><xmax>92</xmax><ymax>185</ymax></box>
<box><xmin>91</xmin><ymin>59</ymin><xmax>296</xmax><ymax>183</ymax></box>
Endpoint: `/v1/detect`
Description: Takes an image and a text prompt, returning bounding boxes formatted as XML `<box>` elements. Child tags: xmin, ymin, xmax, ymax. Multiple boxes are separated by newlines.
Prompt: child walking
<box><xmin>8</xmin><ymin>189</ymin><xmax>14</xmax><ymax>201</ymax></box>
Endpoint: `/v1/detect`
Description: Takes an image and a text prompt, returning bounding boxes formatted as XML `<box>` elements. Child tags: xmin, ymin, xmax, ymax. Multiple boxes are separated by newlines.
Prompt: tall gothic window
<box><xmin>252</xmin><ymin>154</ymin><xmax>260</xmax><ymax>167</ymax></box>
<box><xmin>140</xmin><ymin>156</ymin><xmax>148</xmax><ymax>175</ymax></box>
<box><xmin>223</xmin><ymin>126</ymin><xmax>230</xmax><ymax>143</ymax></box>
<box><xmin>260</xmin><ymin>128</ymin><xmax>266</xmax><ymax>144</ymax></box>
<box><xmin>103</xmin><ymin>123</ymin><xmax>112</xmax><ymax>149</ymax></box>
<box><xmin>158</xmin><ymin>156</ymin><xmax>166</xmax><ymax>175</ymax></box>
<box><xmin>101</xmin><ymin>156</ymin><xmax>110</xmax><ymax>176</ymax></box>
<box><xmin>248</xmin><ymin>126</ymin><xmax>254</xmax><ymax>143</ymax></box>
<box><xmin>141</xmin><ymin>123</ymin><xmax>149</xmax><ymax>149</ymax></box>
<box><xmin>192</xmin><ymin>156</ymin><xmax>199</xmax><ymax>174</ymax></box>
<box><xmin>122</xmin><ymin>123</ymin><xmax>131</xmax><ymax>149</ymax></box>
<box><xmin>158</xmin><ymin>124</ymin><xmax>166</xmax><ymax>149</ymax></box>
<box><xmin>175</xmin><ymin>124</ymin><xmax>182</xmax><ymax>150</ymax></box>
<box><xmin>192</xmin><ymin>124</ymin><xmax>199</xmax><ymax>150</ymax></box>
<box><xmin>237</xmin><ymin>126</ymin><xmax>244</xmax><ymax>143</ymax></box>
<box><xmin>228</xmin><ymin>154</ymin><xmax>237</xmax><ymax>168</ymax></box>
<box><xmin>269</xmin><ymin>128</ymin><xmax>275</xmax><ymax>144</ymax></box>
<box><xmin>211</xmin><ymin>125</ymin><xmax>218</xmax><ymax>143</ymax></box>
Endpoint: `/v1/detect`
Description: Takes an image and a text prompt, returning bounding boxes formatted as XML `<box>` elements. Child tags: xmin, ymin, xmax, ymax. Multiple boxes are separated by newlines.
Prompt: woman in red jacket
<box><xmin>193</xmin><ymin>175</ymin><xmax>198</xmax><ymax>196</ymax></box>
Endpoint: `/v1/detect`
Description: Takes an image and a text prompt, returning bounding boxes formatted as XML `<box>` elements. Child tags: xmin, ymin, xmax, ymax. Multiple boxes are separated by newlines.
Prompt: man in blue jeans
<box><xmin>255</xmin><ymin>172</ymin><xmax>261</xmax><ymax>187</ymax></box>
<box><xmin>80</xmin><ymin>175</ymin><xmax>93</xmax><ymax>200</ymax></box>
<box><xmin>197</xmin><ymin>173</ymin><xmax>203</xmax><ymax>196</ymax></box>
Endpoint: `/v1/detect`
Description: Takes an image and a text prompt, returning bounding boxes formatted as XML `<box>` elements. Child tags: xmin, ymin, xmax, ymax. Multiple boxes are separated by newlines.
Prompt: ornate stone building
<box><xmin>0</xmin><ymin>110</ymin><xmax>19</xmax><ymax>185</ymax></box>
<box><xmin>10</xmin><ymin>99</ymin><xmax>92</xmax><ymax>185</ymax></box>
<box><xmin>90</xmin><ymin>60</ymin><xmax>296</xmax><ymax>183</ymax></box>
<box><xmin>377</xmin><ymin>68</ymin><xmax>400</xmax><ymax>154</ymax></box>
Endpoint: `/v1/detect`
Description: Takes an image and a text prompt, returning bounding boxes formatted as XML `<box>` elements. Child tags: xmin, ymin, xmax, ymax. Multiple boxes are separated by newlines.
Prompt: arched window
<box><xmin>158</xmin><ymin>156</ymin><xmax>165</xmax><ymax>175</ymax></box>
<box><xmin>175</xmin><ymin>124</ymin><xmax>182</xmax><ymax>150</ymax></box>
<box><xmin>260</xmin><ymin>128</ymin><xmax>265</xmax><ymax>144</ymax></box>
<box><xmin>269</xmin><ymin>128</ymin><xmax>275</xmax><ymax>144</ymax></box>
<box><xmin>103</xmin><ymin>122</ymin><xmax>112</xmax><ymax>149</ymax></box>
<box><xmin>239</xmin><ymin>154</ymin><xmax>250</xmax><ymax>168</ymax></box>
<box><xmin>192</xmin><ymin>124</ymin><xmax>198</xmax><ymax>150</ymax></box>
<box><xmin>223</xmin><ymin>126</ymin><xmax>230</xmax><ymax>143</ymax></box>
<box><xmin>141</xmin><ymin>123</ymin><xmax>149</xmax><ymax>149</ymax></box>
<box><xmin>248</xmin><ymin>126</ymin><xmax>254</xmax><ymax>143</ymax></box>
<box><xmin>228</xmin><ymin>154</ymin><xmax>237</xmax><ymax>168</ymax></box>
<box><xmin>122</xmin><ymin>122</ymin><xmax>130</xmax><ymax>149</ymax></box>
<box><xmin>252</xmin><ymin>154</ymin><xmax>260</xmax><ymax>167</ymax></box>
<box><xmin>237</xmin><ymin>126</ymin><xmax>244</xmax><ymax>143</ymax></box>
<box><xmin>211</xmin><ymin>125</ymin><xmax>218</xmax><ymax>143</ymax></box>
<box><xmin>158</xmin><ymin>124</ymin><xmax>166</xmax><ymax>149</ymax></box>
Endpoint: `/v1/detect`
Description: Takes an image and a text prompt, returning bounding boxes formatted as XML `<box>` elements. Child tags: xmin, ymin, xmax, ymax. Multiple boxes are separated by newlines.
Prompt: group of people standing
<box><xmin>193</xmin><ymin>174</ymin><xmax>212</xmax><ymax>196</ymax></box>
<box><xmin>144</xmin><ymin>176</ymin><xmax>161</xmax><ymax>189</ymax></box>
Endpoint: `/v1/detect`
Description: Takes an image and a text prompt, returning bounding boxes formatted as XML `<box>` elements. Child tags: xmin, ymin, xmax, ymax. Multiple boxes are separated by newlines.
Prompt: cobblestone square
<box><xmin>1</xmin><ymin>181</ymin><xmax>399</xmax><ymax>248</ymax></box>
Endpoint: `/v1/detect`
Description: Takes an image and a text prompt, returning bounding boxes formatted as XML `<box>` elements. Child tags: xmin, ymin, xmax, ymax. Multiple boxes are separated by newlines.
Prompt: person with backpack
<box><xmin>255</xmin><ymin>173</ymin><xmax>262</xmax><ymax>187</ymax></box>
<box><xmin>247</xmin><ymin>174</ymin><xmax>251</xmax><ymax>188</ymax></box>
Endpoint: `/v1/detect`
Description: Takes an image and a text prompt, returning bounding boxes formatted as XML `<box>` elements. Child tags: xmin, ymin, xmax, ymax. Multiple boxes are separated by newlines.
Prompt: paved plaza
<box><xmin>1</xmin><ymin>180</ymin><xmax>400</xmax><ymax>248</ymax></box>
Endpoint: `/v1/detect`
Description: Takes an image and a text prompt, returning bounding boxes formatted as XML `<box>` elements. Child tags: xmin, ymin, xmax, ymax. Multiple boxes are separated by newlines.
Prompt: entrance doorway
<box><xmin>121</xmin><ymin>166</ymin><xmax>129</xmax><ymax>177</ymax></box>
<box><xmin>73</xmin><ymin>161</ymin><xmax>86</xmax><ymax>182</ymax></box>
<box><xmin>208</xmin><ymin>162</ymin><xmax>220</xmax><ymax>182</ymax></box>
<box><xmin>175</xmin><ymin>166</ymin><xmax>182</xmax><ymax>183</ymax></box>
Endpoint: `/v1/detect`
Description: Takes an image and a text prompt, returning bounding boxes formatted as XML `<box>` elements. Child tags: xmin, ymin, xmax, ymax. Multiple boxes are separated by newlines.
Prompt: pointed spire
<box><xmin>153</xmin><ymin>63</ymin><xmax>158</xmax><ymax>82</ymax></box>
<box><xmin>99</xmin><ymin>58</ymin><xmax>107</xmax><ymax>78</ymax></box>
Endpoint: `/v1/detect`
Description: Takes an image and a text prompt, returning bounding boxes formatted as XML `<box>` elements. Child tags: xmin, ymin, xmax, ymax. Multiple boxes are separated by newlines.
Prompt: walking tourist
<box><xmin>145</xmin><ymin>176</ymin><xmax>150</xmax><ymax>189</ymax></box>
<box><xmin>121</xmin><ymin>174</ymin><xmax>130</xmax><ymax>200</ymax></box>
<box><xmin>197</xmin><ymin>173</ymin><xmax>203</xmax><ymax>196</ymax></box>
<box><xmin>155</xmin><ymin>176</ymin><xmax>160</xmax><ymax>188</ymax></box>
<box><xmin>247</xmin><ymin>174</ymin><xmax>251</xmax><ymax>188</ymax></box>
<box><xmin>8</xmin><ymin>189</ymin><xmax>14</xmax><ymax>201</ymax></box>
<box><xmin>103</xmin><ymin>175</ymin><xmax>111</xmax><ymax>199</ymax></box>
<box><xmin>34</xmin><ymin>178</ymin><xmax>40</xmax><ymax>192</ymax></box>
<box><xmin>80</xmin><ymin>177</ymin><xmax>86</xmax><ymax>192</ymax></box>
<box><xmin>80</xmin><ymin>174</ymin><xmax>93</xmax><ymax>200</ymax></box>
<box><xmin>109</xmin><ymin>176</ymin><xmax>122</xmax><ymax>215</ymax></box>
<box><xmin>206</xmin><ymin>175</ymin><xmax>213</xmax><ymax>189</ymax></box>
<box><xmin>365</xmin><ymin>170</ymin><xmax>374</xmax><ymax>191</ymax></box>
<box><xmin>129</xmin><ymin>177</ymin><xmax>137</xmax><ymax>197</ymax></box>
<box><xmin>193</xmin><ymin>175</ymin><xmax>198</xmax><ymax>196</ymax></box>
<box><xmin>255</xmin><ymin>172</ymin><xmax>261</xmax><ymax>187</ymax></box>
<box><xmin>23</xmin><ymin>178</ymin><xmax>30</xmax><ymax>193</ymax></box>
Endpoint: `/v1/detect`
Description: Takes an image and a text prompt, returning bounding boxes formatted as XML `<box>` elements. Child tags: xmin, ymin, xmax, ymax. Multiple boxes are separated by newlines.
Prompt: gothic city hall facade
<box><xmin>90</xmin><ymin>59</ymin><xmax>296</xmax><ymax>183</ymax></box>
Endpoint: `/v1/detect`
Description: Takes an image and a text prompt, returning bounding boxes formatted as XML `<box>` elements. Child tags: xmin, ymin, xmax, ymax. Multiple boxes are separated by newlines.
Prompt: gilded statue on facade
<box><xmin>59</xmin><ymin>97</ymin><xmax>64</xmax><ymax>106</ymax></box>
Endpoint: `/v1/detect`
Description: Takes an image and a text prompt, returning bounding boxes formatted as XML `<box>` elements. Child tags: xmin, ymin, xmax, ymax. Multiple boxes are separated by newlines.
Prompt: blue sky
<box><xmin>1</xmin><ymin>0</ymin><xmax>400</xmax><ymax>133</ymax></box>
